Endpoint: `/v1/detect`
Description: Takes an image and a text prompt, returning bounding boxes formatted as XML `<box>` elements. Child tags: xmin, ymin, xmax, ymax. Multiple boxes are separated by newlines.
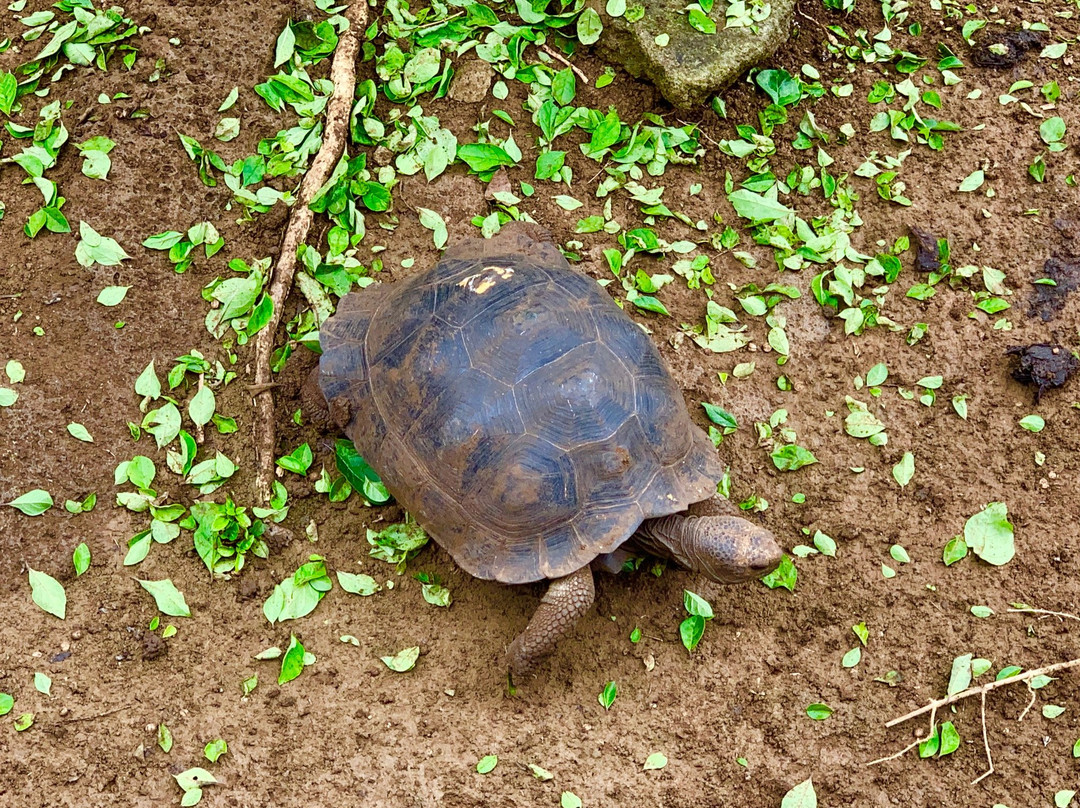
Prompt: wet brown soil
<box><xmin>1</xmin><ymin>1</ymin><xmax>1079</xmax><ymax>806</ymax></box>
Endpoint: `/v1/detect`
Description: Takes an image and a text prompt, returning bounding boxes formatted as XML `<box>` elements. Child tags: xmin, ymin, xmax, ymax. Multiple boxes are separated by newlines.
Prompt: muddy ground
<box><xmin>1</xmin><ymin>0</ymin><xmax>1079</xmax><ymax>806</ymax></box>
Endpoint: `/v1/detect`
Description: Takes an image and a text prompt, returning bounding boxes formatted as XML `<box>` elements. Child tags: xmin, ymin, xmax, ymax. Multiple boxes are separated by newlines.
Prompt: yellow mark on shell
<box><xmin>457</xmin><ymin>265</ymin><xmax>515</xmax><ymax>294</ymax></box>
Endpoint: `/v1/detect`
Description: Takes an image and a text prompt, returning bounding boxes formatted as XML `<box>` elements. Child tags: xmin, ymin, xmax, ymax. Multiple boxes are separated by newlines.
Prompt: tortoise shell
<box><xmin>319</xmin><ymin>225</ymin><xmax>723</xmax><ymax>584</ymax></box>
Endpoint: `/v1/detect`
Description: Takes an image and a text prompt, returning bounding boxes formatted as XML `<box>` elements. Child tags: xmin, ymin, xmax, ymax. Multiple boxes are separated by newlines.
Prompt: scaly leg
<box><xmin>506</xmin><ymin>565</ymin><xmax>595</xmax><ymax>677</ymax></box>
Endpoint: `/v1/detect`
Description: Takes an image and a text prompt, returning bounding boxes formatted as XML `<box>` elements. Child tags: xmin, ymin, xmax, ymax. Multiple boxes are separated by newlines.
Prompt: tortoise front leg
<box><xmin>507</xmin><ymin>565</ymin><xmax>595</xmax><ymax>677</ymax></box>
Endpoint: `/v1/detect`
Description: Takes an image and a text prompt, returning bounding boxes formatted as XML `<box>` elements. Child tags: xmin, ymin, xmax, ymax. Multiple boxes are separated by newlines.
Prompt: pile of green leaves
<box><xmin>0</xmin><ymin>0</ymin><xmax>140</xmax><ymax>114</ymax></box>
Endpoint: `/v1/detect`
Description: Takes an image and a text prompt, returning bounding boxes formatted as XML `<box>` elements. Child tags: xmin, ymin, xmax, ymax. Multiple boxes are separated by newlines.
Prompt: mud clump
<box><xmin>971</xmin><ymin>30</ymin><xmax>1044</xmax><ymax>67</ymax></box>
<box><xmin>909</xmin><ymin>224</ymin><xmax>943</xmax><ymax>272</ymax></box>
<box><xmin>1029</xmin><ymin>256</ymin><xmax>1079</xmax><ymax>322</ymax></box>
<box><xmin>1007</xmin><ymin>343</ymin><xmax>1079</xmax><ymax>401</ymax></box>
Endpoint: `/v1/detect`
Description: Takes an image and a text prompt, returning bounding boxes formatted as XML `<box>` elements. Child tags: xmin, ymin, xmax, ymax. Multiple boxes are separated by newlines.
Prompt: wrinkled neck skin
<box><xmin>633</xmin><ymin>515</ymin><xmax>709</xmax><ymax>574</ymax></box>
<box><xmin>633</xmin><ymin>514</ymin><xmax>766</xmax><ymax>583</ymax></box>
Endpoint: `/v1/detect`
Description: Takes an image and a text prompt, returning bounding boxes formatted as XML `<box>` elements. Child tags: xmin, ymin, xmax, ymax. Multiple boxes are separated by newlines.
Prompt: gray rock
<box><xmin>589</xmin><ymin>0</ymin><xmax>795</xmax><ymax>109</ymax></box>
<box><xmin>448</xmin><ymin>59</ymin><xmax>495</xmax><ymax>103</ymax></box>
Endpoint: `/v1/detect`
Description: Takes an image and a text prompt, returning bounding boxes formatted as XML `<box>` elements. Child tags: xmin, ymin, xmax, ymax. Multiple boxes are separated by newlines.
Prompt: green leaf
<box><xmin>964</xmin><ymin>502</ymin><xmax>1014</xmax><ymax>565</ymax></box>
<box><xmin>75</xmin><ymin>221</ymin><xmax>131</xmax><ymax>267</ymax></box>
<box><xmin>337</xmin><ymin>571</ymin><xmax>381</xmax><ymax>596</ymax></box>
<box><xmin>865</xmin><ymin>363</ymin><xmax>888</xmax><ymax>386</ymax></box>
<box><xmin>552</xmin><ymin>68</ymin><xmax>576</xmax><ymax>105</ymax></box>
<box><xmin>274</xmin><ymin>22</ymin><xmax>296</xmax><ymax>67</ymax></box>
<box><xmin>630</xmin><ymin>295</ymin><xmax>670</xmax><ymax>316</ymax></box>
<box><xmin>771</xmin><ymin>444</ymin><xmax>818</xmax><ymax>471</ymax></box>
<box><xmin>529</xmin><ymin>763</ymin><xmax>554</xmax><ymax>780</ymax></box>
<box><xmin>943</xmin><ymin>536</ymin><xmax>968</xmax><ymax>565</ymax></box>
<box><xmin>336</xmin><ymin>440</ymin><xmax>391</xmax><ymax>504</ymax></box>
<box><xmin>889</xmin><ymin>544</ymin><xmax>911</xmax><ymax>564</ymax></box>
<box><xmin>418</xmin><ymin>208</ymin><xmax>448</xmax><ymax>249</ymax></box>
<box><xmin>381</xmin><ymin>646</ymin><xmax>420</xmax><ymax>672</ymax></box>
<box><xmin>135</xmin><ymin>360</ymin><xmax>161</xmax><ymax>399</ymax></box>
<box><xmin>143</xmin><ymin>231</ymin><xmax>184</xmax><ymax>250</ymax></box>
<box><xmin>457</xmin><ymin>143</ymin><xmax>515</xmax><ymax>173</ymax></box>
<box><xmin>420</xmin><ymin>580</ymin><xmax>452</xmax><ymax>607</ymax></box>
<box><xmin>10</xmin><ymin>489</ymin><xmax>53</xmax><ymax>516</ymax></box>
<box><xmin>643</xmin><ymin>752</ymin><xmax>668</xmax><ymax>770</ymax></box>
<box><xmin>599</xmin><ymin>680</ymin><xmax>617</xmax><ymax>709</ymax></box>
<box><xmin>958</xmin><ymin>170</ymin><xmax>984</xmax><ymax>192</ymax></box>
<box><xmin>1073</xmin><ymin>738</ymin><xmax>1080</xmax><ymax>758</ymax></box>
<box><xmin>0</xmin><ymin>693</ymin><xmax>12</xmax><ymax>716</ymax></box>
<box><xmin>5</xmin><ymin>360</ymin><xmax>25</xmax><ymax>384</ymax></box>
<box><xmin>561</xmin><ymin>793</ymin><xmax>583</xmax><ymax>808</ymax></box>
<box><xmin>577</xmin><ymin>7</ymin><xmax>603</xmax><ymax>44</ymax></box>
<box><xmin>28</xmin><ymin>568</ymin><xmax>66</xmax><ymax>619</ymax></box>
<box><xmin>1040</xmin><ymin>116</ymin><xmax>1066</xmax><ymax>144</ymax></box>
<box><xmin>476</xmin><ymin>754</ymin><xmax>498</xmax><ymax>774</ymax></box>
<box><xmin>277</xmin><ymin>443</ymin><xmax>313</xmax><ymax>475</ymax></box>
<box><xmin>687</xmin><ymin>5</ymin><xmax>716</xmax><ymax>33</ymax></box>
<box><xmin>761</xmin><ymin>555</ymin><xmax>797</xmax><ymax>591</ymax></box>
<box><xmin>1018</xmin><ymin>414</ymin><xmax>1044</xmax><ymax>432</ymax></box>
<box><xmin>683</xmin><ymin>590</ymin><xmax>714</xmax><ymax>618</ymax></box>
<box><xmin>14</xmin><ymin>713</ymin><xmax>33</xmax><ymax>731</ymax></box>
<box><xmin>938</xmin><ymin>721</ymin><xmax>960</xmax><ymax>755</ymax></box>
<box><xmin>780</xmin><ymin>778</ymin><xmax>817</xmax><ymax>808</ymax></box>
<box><xmin>680</xmin><ymin>614</ymin><xmax>705</xmax><ymax>652</ymax></box>
<box><xmin>137</xmin><ymin>579</ymin><xmax>191</xmax><ymax>617</ymax></box>
<box><xmin>728</xmin><ymin>189</ymin><xmax>795</xmax><ymax>224</ymax></box>
<box><xmin>892</xmin><ymin>452</ymin><xmax>914</xmax><ymax>486</ymax></box>
<box><xmin>173</xmin><ymin>768</ymin><xmax>218</xmax><ymax>792</ymax></box>
<box><xmin>34</xmin><ymin>672</ymin><xmax>51</xmax><ymax>695</ymax></box>
<box><xmin>813</xmin><ymin>531</ymin><xmax>836</xmax><ymax>557</ymax></box>
<box><xmin>629</xmin><ymin>627</ymin><xmax>641</xmax><ymax>643</ymax></box>
<box><xmin>841</xmin><ymin>647</ymin><xmax>861</xmax><ymax>668</ymax></box>
<box><xmin>204</xmin><ymin>738</ymin><xmax>228</xmax><ymax>763</ymax></box>
<box><xmin>755</xmin><ymin>69</ymin><xmax>801</xmax><ymax>107</ymax></box>
<box><xmin>278</xmin><ymin>634</ymin><xmax>306</xmax><ymax>684</ymax></box>
<box><xmin>157</xmin><ymin>721</ymin><xmax>173</xmax><ymax>756</ymax></box>
<box><xmin>1043</xmin><ymin>705</ymin><xmax>1066</xmax><ymax>719</ymax></box>
<box><xmin>73</xmin><ymin>543</ymin><xmax>91</xmax><ymax>576</ymax></box>
<box><xmin>806</xmin><ymin>703</ymin><xmax>833</xmax><ymax>720</ymax></box>
<box><xmin>218</xmin><ymin>87</ymin><xmax>239</xmax><ymax>112</ymax></box>
<box><xmin>188</xmin><ymin>386</ymin><xmax>216</xmax><ymax>427</ymax></box>
<box><xmin>96</xmin><ymin>286</ymin><xmax>130</xmax><ymax>306</ymax></box>
<box><xmin>947</xmin><ymin>653</ymin><xmax>972</xmax><ymax>695</ymax></box>
<box><xmin>65</xmin><ymin>422</ymin><xmax>94</xmax><ymax>443</ymax></box>
<box><xmin>1056</xmin><ymin>791</ymin><xmax>1077</xmax><ymax>808</ymax></box>
<box><xmin>702</xmin><ymin>402</ymin><xmax>737</xmax><ymax>429</ymax></box>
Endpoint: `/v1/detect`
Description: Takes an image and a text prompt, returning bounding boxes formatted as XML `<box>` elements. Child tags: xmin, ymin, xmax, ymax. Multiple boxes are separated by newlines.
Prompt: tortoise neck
<box><xmin>634</xmin><ymin>515</ymin><xmax>697</xmax><ymax>569</ymax></box>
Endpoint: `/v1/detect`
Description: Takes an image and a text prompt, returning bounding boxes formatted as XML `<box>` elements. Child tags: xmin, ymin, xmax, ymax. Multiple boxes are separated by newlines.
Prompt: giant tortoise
<box><xmin>315</xmin><ymin>223</ymin><xmax>782</xmax><ymax>676</ymax></box>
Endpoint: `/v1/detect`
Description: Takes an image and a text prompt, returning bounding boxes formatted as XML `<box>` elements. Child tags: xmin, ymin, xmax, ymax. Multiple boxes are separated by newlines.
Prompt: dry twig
<box><xmin>795</xmin><ymin>8</ymin><xmax>841</xmax><ymax>47</ymax></box>
<box><xmin>252</xmin><ymin>2</ymin><xmax>368</xmax><ymax>502</ymax></box>
<box><xmin>869</xmin><ymin>658</ymin><xmax>1080</xmax><ymax>783</ymax></box>
<box><xmin>883</xmin><ymin>658</ymin><xmax>1080</xmax><ymax>727</ymax></box>
<box><xmin>541</xmin><ymin>44</ymin><xmax>589</xmax><ymax>84</ymax></box>
<box><xmin>1008</xmin><ymin>606</ymin><xmax>1080</xmax><ymax>623</ymax></box>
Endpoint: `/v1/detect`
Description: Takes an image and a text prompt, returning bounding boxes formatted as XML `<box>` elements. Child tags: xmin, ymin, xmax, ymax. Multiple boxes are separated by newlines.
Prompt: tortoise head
<box><xmin>647</xmin><ymin>515</ymin><xmax>783</xmax><ymax>583</ymax></box>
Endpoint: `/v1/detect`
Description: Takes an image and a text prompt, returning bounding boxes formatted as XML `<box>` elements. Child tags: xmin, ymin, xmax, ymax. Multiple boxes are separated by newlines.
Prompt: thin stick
<box><xmin>1008</xmin><ymin>607</ymin><xmax>1080</xmax><ymax>622</ymax></box>
<box><xmin>866</xmin><ymin>705</ymin><xmax>937</xmax><ymax>766</ymax></box>
<box><xmin>1017</xmin><ymin>683</ymin><xmax>1037</xmax><ymax>722</ymax></box>
<box><xmin>971</xmin><ymin>690</ymin><xmax>994</xmax><ymax>785</ymax></box>
<box><xmin>795</xmin><ymin>8</ymin><xmax>841</xmax><ymax>46</ymax></box>
<box><xmin>884</xmin><ymin>658</ymin><xmax>1080</xmax><ymax>728</ymax></box>
<box><xmin>541</xmin><ymin>44</ymin><xmax>588</xmax><ymax>84</ymax></box>
<box><xmin>252</xmin><ymin>2</ymin><xmax>368</xmax><ymax>502</ymax></box>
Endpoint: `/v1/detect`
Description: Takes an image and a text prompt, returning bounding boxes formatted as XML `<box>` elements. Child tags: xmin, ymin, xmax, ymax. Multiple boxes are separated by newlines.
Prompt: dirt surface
<box><xmin>2</xmin><ymin>1</ymin><xmax>1079</xmax><ymax>806</ymax></box>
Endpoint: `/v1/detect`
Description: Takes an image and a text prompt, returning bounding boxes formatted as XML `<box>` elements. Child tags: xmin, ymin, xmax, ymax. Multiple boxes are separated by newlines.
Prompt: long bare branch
<box><xmin>252</xmin><ymin>2</ymin><xmax>368</xmax><ymax>502</ymax></box>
